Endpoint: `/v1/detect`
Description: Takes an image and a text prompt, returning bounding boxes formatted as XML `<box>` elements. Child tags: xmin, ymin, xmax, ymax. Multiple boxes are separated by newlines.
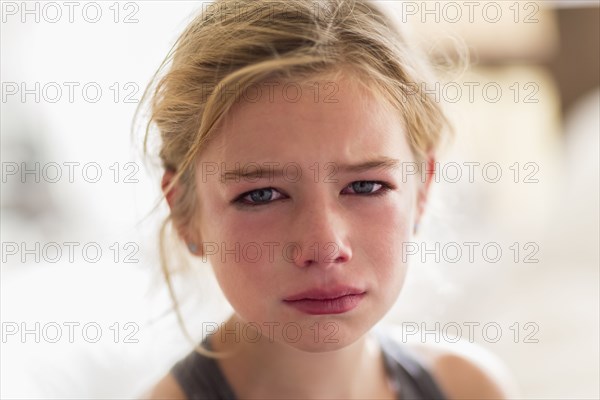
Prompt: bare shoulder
<box><xmin>139</xmin><ymin>373</ymin><xmax>187</xmax><ymax>400</ymax></box>
<box><xmin>385</xmin><ymin>325</ymin><xmax>520</xmax><ymax>400</ymax></box>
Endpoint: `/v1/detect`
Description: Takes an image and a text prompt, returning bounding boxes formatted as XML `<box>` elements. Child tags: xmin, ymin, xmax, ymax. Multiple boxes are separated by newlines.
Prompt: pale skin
<box><xmin>144</xmin><ymin>72</ymin><xmax>518</xmax><ymax>399</ymax></box>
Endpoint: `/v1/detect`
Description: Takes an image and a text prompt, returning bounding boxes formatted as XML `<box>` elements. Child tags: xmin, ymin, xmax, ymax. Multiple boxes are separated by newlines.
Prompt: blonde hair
<box><xmin>136</xmin><ymin>0</ymin><xmax>453</xmax><ymax>358</ymax></box>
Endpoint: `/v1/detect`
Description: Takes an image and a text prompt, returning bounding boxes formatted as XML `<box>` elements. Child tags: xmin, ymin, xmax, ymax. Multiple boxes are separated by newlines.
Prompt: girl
<box><xmin>141</xmin><ymin>0</ymin><xmax>515</xmax><ymax>398</ymax></box>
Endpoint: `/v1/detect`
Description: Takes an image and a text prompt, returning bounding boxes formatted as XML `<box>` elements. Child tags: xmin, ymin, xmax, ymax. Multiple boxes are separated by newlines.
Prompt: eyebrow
<box><xmin>220</xmin><ymin>156</ymin><xmax>401</xmax><ymax>184</ymax></box>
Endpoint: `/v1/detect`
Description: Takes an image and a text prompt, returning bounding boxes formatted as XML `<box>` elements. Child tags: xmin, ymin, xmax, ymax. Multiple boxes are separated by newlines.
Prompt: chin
<box><xmin>270</xmin><ymin>320</ymin><xmax>370</xmax><ymax>353</ymax></box>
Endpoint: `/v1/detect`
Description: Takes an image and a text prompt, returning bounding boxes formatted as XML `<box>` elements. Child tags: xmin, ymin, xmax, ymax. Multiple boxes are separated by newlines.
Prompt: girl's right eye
<box><xmin>233</xmin><ymin>187</ymin><xmax>285</xmax><ymax>207</ymax></box>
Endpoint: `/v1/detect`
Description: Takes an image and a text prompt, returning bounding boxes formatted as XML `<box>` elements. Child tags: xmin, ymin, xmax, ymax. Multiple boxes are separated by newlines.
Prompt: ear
<box><xmin>414</xmin><ymin>150</ymin><xmax>435</xmax><ymax>233</ymax></box>
<box><xmin>161</xmin><ymin>168</ymin><xmax>201</xmax><ymax>256</ymax></box>
<box><xmin>161</xmin><ymin>168</ymin><xmax>179</xmax><ymax>210</ymax></box>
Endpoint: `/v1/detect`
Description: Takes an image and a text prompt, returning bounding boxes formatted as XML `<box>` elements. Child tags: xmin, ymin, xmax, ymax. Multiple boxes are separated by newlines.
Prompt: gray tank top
<box><xmin>170</xmin><ymin>330</ymin><xmax>448</xmax><ymax>399</ymax></box>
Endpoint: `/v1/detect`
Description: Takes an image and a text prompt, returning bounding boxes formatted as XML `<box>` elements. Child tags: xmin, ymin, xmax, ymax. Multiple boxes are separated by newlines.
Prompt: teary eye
<box><xmin>234</xmin><ymin>187</ymin><xmax>285</xmax><ymax>207</ymax></box>
<box><xmin>342</xmin><ymin>181</ymin><xmax>393</xmax><ymax>196</ymax></box>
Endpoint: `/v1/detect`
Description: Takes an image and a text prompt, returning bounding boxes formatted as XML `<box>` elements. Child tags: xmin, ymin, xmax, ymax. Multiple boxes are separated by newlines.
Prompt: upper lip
<box><xmin>283</xmin><ymin>285</ymin><xmax>366</xmax><ymax>301</ymax></box>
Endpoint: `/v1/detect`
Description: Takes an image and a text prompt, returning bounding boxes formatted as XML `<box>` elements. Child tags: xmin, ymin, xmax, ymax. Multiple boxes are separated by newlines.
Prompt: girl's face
<box><xmin>192</xmin><ymin>74</ymin><xmax>425</xmax><ymax>352</ymax></box>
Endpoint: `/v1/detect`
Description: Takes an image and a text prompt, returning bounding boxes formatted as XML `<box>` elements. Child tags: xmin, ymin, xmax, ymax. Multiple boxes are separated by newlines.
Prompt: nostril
<box><xmin>334</xmin><ymin>255</ymin><xmax>346</xmax><ymax>263</ymax></box>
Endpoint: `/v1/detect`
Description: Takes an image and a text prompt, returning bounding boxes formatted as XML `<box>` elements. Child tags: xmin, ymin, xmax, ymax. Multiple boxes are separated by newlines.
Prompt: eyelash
<box><xmin>232</xmin><ymin>181</ymin><xmax>394</xmax><ymax>207</ymax></box>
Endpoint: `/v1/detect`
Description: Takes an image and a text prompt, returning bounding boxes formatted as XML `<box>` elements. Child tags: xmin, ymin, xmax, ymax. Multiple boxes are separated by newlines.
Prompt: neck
<box><xmin>209</xmin><ymin>314</ymin><xmax>395</xmax><ymax>399</ymax></box>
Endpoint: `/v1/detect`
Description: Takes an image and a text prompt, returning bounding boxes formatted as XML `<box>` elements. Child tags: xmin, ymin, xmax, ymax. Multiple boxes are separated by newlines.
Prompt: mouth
<box><xmin>282</xmin><ymin>286</ymin><xmax>367</xmax><ymax>315</ymax></box>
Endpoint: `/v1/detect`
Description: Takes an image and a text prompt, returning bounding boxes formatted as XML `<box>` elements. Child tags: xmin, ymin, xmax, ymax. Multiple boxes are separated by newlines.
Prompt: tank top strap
<box><xmin>170</xmin><ymin>336</ymin><xmax>237</xmax><ymax>399</ymax></box>
<box><xmin>374</xmin><ymin>329</ymin><xmax>448</xmax><ymax>400</ymax></box>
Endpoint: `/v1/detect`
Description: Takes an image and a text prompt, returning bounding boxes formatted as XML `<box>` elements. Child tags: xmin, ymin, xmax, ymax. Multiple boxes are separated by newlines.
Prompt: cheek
<box><xmin>357</xmin><ymin>189</ymin><xmax>416</xmax><ymax>259</ymax></box>
<box><xmin>209</xmin><ymin>256</ymin><xmax>275</xmax><ymax>325</ymax></box>
<box><xmin>355</xmin><ymin>191</ymin><xmax>416</xmax><ymax>303</ymax></box>
<box><xmin>205</xmin><ymin>216</ymin><xmax>280</xmax><ymax>318</ymax></box>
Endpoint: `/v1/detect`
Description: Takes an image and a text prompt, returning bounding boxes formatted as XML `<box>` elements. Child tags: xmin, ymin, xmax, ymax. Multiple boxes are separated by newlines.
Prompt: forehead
<box><xmin>200</xmin><ymin>75</ymin><xmax>409</xmax><ymax>164</ymax></box>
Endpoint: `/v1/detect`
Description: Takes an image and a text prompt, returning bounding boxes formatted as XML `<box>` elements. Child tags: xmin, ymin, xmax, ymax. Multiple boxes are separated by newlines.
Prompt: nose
<box><xmin>288</xmin><ymin>197</ymin><xmax>353</xmax><ymax>269</ymax></box>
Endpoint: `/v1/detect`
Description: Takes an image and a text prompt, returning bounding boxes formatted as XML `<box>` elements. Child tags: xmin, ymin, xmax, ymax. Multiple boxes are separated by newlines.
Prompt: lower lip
<box><xmin>283</xmin><ymin>293</ymin><xmax>366</xmax><ymax>315</ymax></box>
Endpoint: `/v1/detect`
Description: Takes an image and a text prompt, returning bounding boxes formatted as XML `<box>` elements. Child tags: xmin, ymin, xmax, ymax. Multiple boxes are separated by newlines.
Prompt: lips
<box><xmin>282</xmin><ymin>286</ymin><xmax>366</xmax><ymax>315</ymax></box>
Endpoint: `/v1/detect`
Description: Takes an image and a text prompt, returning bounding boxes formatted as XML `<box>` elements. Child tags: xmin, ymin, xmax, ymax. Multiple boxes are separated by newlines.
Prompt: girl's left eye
<box><xmin>342</xmin><ymin>181</ymin><xmax>391</xmax><ymax>195</ymax></box>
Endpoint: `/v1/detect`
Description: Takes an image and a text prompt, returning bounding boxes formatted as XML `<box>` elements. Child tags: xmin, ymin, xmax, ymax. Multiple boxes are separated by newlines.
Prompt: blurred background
<box><xmin>1</xmin><ymin>1</ymin><xmax>598</xmax><ymax>398</ymax></box>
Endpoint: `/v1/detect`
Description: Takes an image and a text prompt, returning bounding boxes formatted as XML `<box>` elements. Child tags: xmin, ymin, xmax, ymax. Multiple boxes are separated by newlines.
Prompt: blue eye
<box><xmin>345</xmin><ymin>181</ymin><xmax>381</xmax><ymax>195</ymax></box>
<box><xmin>345</xmin><ymin>181</ymin><xmax>392</xmax><ymax>196</ymax></box>
<box><xmin>250</xmin><ymin>189</ymin><xmax>272</xmax><ymax>202</ymax></box>
<box><xmin>235</xmin><ymin>187</ymin><xmax>285</xmax><ymax>206</ymax></box>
